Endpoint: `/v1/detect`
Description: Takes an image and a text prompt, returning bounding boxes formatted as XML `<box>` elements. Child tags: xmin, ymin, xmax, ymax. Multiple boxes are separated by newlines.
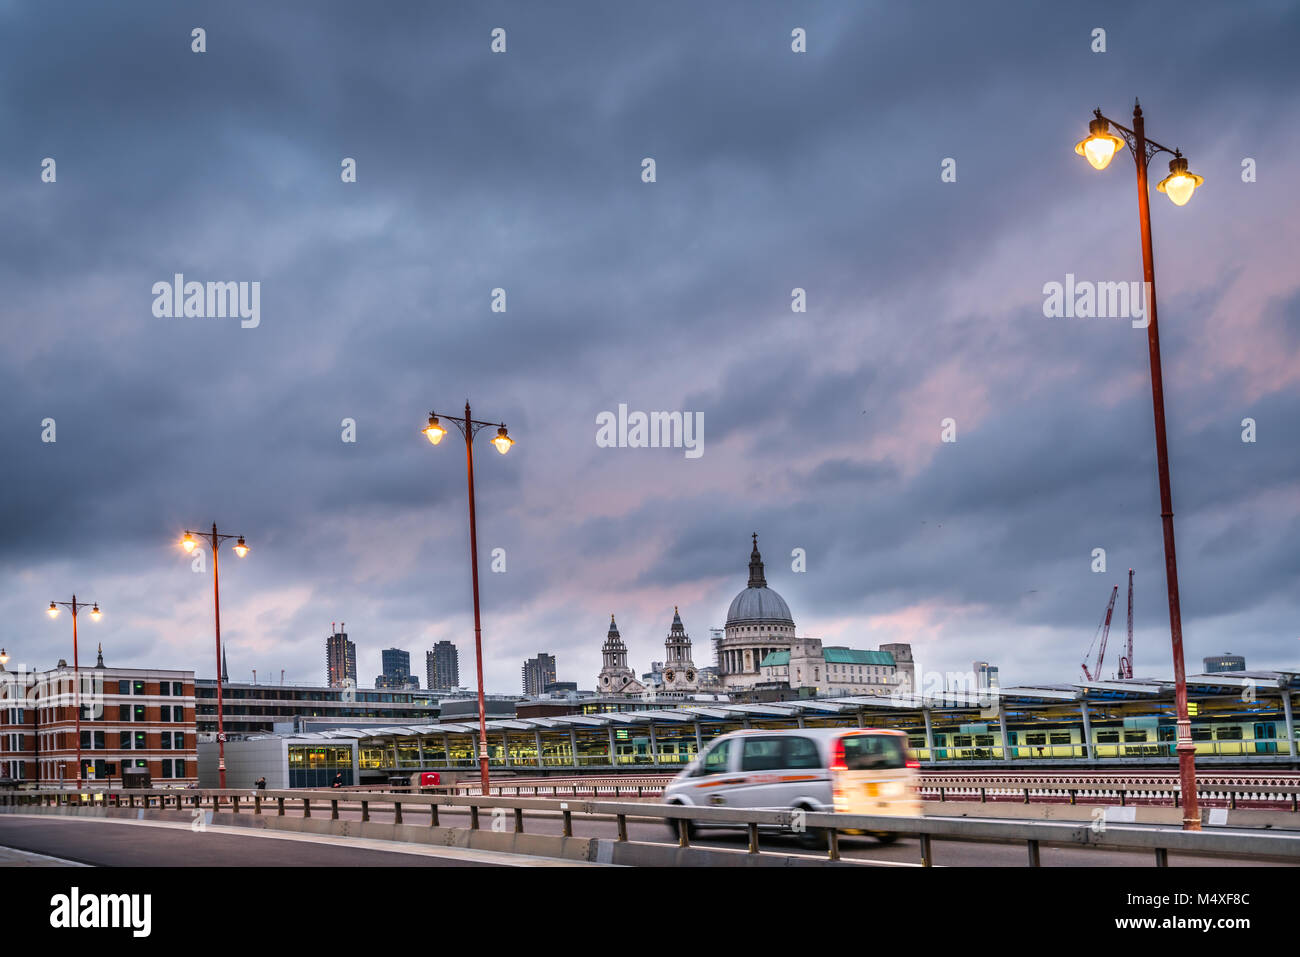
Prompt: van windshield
<box><xmin>840</xmin><ymin>734</ymin><xmax>906</xmax><ymax>770</ymax></box>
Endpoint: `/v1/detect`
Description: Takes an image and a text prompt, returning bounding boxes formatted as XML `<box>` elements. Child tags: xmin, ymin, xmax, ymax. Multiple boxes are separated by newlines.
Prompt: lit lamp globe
<box><xmin>181</xmin><ymin>532</ymin><xmax>197</xmax><ymax>553</ymax></box>
<box><xmin>1075</xmin><ymin>118</ymin><xmax>1126</xmax><ymax>171</ymax></box>
<box><xmin>491</xmin><ymin>426</ymin><xmax>514</xmax><ymax>455</ymax></box>
<box><xmin>1156</xmin><ymin>155</ymin><xmax>1204</xmax><ymax>206</ymax></box>
<box><xmin>423</xmin><ymin>415</ymin><xmax>447</xmax><ymax>445</ymax></box>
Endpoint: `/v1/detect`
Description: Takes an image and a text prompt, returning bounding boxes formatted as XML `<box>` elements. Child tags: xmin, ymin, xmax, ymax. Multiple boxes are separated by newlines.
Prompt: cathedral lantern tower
<box><xmin>662</xmin><ymin>607</ymin><xmax>698</xmax><ymax>692</ymax></box>
<box><xmin>597</xmin><ymin>614</ymin><xmax>645</xmax><ymax>695</ymax></box>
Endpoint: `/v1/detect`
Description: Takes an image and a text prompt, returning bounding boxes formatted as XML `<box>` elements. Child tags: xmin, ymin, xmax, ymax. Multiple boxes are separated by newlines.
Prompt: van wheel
<box><xmin>667</xmin><ymin>812</ymin><xmax>695</xmax><ymax>841</ymax></box>
<box><xmin>795</xmin><ymin>821</ymin><xmax>829</xmax><ymax>849</ymax></box>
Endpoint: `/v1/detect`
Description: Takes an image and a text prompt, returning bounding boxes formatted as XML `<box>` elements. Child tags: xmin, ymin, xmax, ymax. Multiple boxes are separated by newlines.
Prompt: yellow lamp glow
<box><xmin>90</xmin><ymin>604</ymin><xmax>101</xmax><ymax>621</ymax></box>
<box><xmin>1075</xmin><ymin>118</ymin><xmax>1126</xmax><ymax>171</ymax></box>
<box><xmin>1156</xmin><ymin>155</ymin><xmax>1203</xmax><ymax>206</ymax></box>
<box><xmin>233</xmin><ymin>536</ymin><xmax>249</xmax><ymax>558</ymax></box>
<box><xmin>423</xmin><ymin>415</ymin><xmax>447</xmax><ymax>445</ymax></box>
<box><xmin>182</xmin><ymin>532</ymin><xmax>196</xmax><ymax>553</ymax></box>
<box><xmin>0</xmin><ymin>648</ymin><xmax>8</xmax><ymax>666</ymax></box>
<box><xmin>491</xmin><ymin>426</ymin><xmax>514</xmax><ymax>455</ymax></box>
<box><xmin>47</xmin><ymin>602</ymin><xmax>59</xmax><ymax>618</ymax></box>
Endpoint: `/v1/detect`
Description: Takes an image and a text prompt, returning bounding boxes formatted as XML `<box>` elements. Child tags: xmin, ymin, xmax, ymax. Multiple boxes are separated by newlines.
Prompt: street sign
<box><xmin>217</xmin><ymin>732</ymin><xmax>227</xmax><ymax>742</ymax></box>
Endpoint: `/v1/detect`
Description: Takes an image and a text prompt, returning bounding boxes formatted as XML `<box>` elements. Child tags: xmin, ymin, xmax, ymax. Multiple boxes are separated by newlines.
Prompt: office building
<box><xmin>522</xmin><ymin>653</ymin><xmax>557</xmax><ymax>696</ymax></box>
<box><xmin>195</xmin><ymin>679</ymin><xmax>438</xmax><ymax>737</ymax></box>
<box><xmin>759</xmin><ymin>639</ymin><xmax>900</xmax><ymax>695</ymax></box>
<box><xmin>1204</xmin><ymin>653</ymin><xmax>1246</xmax><ymax>674</ymax></box>
<box><xmin>376</xmin><ymin>647</ymin><xmax>419</xmax><ymax>690</ymax></box>
<box><xmin>974</xmin><ymin>661</ymin><xmax>1000</xmax><ymax>690</ymax></box>
<box><xmin>325</xmin><ymin>626</ymin><xmax>357</xmax><ymax>688</ymax></box>
<box><xmin>427</xmin><ymin>641</ymin><xmax>459</xmax><ymax>691</ymax></box>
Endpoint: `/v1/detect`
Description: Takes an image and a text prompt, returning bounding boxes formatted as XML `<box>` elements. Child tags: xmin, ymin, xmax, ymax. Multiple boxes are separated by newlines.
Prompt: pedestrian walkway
<box><xmin>0</xmin><ymin>844</ymin><xmax>89</xmax><ymax>867</ymax></box>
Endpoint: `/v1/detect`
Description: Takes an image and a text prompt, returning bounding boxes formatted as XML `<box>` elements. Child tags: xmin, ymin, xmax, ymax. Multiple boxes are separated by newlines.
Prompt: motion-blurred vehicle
<box><xmin>662</xmin><ymin>728</ymin><xmax>920</xmax><ymax>846</ymax></box>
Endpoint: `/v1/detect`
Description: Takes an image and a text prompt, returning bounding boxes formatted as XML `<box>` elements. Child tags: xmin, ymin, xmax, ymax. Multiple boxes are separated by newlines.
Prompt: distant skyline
<box><xmin>3</xmin><ymin>2</ymin><xmax>1298</xmax><ymax>693</ymax></box>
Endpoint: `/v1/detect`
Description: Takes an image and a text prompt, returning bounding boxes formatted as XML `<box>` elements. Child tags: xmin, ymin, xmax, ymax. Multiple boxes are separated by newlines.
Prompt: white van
<box><xmin>662</xmin><ymin>728</ymin><xmax>920</xmax><ymax>846</ymax></box>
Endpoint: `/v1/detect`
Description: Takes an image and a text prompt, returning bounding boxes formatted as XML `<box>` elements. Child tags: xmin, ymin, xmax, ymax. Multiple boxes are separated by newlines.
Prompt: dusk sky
<box><xmin>2</xmin><ymin>1</ymin><xmax>1297</xmax><ymax>694</ymax></box>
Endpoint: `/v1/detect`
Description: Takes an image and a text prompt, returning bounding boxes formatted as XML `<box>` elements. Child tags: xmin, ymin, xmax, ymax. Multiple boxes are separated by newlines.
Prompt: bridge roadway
<box><xmin>5</xmin><ymin>805</ymin><xmax>1279</xmax><ymax>867</ymax></box>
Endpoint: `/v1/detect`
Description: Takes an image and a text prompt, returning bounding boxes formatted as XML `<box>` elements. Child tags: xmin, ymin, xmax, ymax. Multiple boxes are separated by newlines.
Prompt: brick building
<box><xmin>0</xmin><ymin>652</ymin><xmax>197</xmax><ymax>787</ymax></box>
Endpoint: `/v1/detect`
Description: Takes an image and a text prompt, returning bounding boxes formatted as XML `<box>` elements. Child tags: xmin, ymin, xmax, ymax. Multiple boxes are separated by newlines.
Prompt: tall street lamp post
<box><xmin>46</xmin><ymin>595</ymin><xmax>102</xmax><ymax>788</ymax></box>
<box><xmin>423</xmin><ymin>402</ymin><xmax>514</xmax><ymax>796</ymax></box>
<box><xmin>1074</xmin><ymin>99</ymin><xmax>1204</xmax><ymax>829</ymax></box>
<box><xmin>180</xmin><ymin>523</ymin><xmax>249</xmax><ymax>789</ymax></box>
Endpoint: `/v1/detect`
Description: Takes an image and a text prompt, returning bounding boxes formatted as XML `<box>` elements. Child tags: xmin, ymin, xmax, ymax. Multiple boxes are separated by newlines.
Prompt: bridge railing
<box><xmin>6</xmin><ymin>787</ymin><xmax>1300</xmax><ymax>867</ymax></box>
<box><xmin>918</xmin><ymin>775</ymin><xmax>1300</xmax><ymax>811</ymax></box>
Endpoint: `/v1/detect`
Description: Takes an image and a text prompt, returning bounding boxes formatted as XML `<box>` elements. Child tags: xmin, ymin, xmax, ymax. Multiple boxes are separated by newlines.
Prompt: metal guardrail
<box><xmin>424</xmin><ymin>771</ymin><xmax>1300</xmax><ymax>810</ymax></box>
<box><xmin>918</xmin><ymin>772</ymin><xmax>1300</xmax><ymax>810</ymax></box>
<box><xmin>6</xmin><ymin>787</ymin><xmax>1300</xmax><ymax>867</ymax></box>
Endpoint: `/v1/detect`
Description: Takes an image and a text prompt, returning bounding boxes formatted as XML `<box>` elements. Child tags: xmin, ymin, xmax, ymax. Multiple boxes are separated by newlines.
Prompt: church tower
<box><xmin>662</xmin><ymin>607</ymin><xmax>698</xmax><ymax>692</ymax></box>
<box><xmin>597</xmin><ymin>614</ymin><xmax>645</xmax><ymax>695</ymax></box>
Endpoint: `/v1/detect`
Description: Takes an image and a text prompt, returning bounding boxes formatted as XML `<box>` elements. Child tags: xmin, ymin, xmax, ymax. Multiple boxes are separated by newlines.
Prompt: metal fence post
<box><xmin>514</xmin><ymin>807</ymin><xmax>523</xmax><ymax>833</ymax></box>
<box><xmin>617</xmin><ymin>813</ymin><xmax>628</xmax><ymax>842</ymax></box>
<box><xmin>277</xmin><ymin>796</ymin><xmax>285</xmax><ymax>816</ymax></box>
<box><xmin>1027</xmin><ymin>839</ymin><xmax>1041</xmax><ymax>866</ymax></box>
<box><xmin>361</xmin><ymin>800</ymin><xmax>369</xmax><ymax>822</ymax></box>
<box><xmin>747</xmin><ymin>823</ymin><xmax>760</xmax><ymax>854</ymax></box>
<box><xmin>1155</xmin><ymin>847</ymin><xmax>1168</xmax><ymax>867</ymax></box>
<box><xmin>331</xmin><ymin>799</ymin><xmax>339</xmax><ymax>820</ymax></box>
<box><xmin>919</xmin><ymin>834</ymin><xmax>933</xmax><ymax>867</ymax></box>
<box><xmin>394</xmin><ymin>801</ymin><xmax>403</xmax><ymax>825</ymax></box>
<box><xmin>303</xmin><ymin>797</ymin><xmax>311</xmax><ymax>818</ymax></box>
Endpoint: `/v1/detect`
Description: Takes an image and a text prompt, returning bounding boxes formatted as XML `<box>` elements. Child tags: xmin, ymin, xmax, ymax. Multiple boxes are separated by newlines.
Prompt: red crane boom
<box><xmin>1118</xmin><ymin>569</ymin><xmax>1135</xmax><ymax>679</ymax></box>
<box><xmin>1082</xmin><ymin>585</ymin><xmax>1119</xmax><ymax>681</ymax></box>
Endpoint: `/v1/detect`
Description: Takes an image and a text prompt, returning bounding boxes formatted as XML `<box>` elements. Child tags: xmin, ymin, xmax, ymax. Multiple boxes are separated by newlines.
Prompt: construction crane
<box><xmin>1081</xmin><ymin>584</ymin><xmax>1119</xmax><ymax>681</ymax></box>
<box><xmin>1117</xmin><ymin>569</ymin><xmax>1135</xmax><ymax>679</ymax></box>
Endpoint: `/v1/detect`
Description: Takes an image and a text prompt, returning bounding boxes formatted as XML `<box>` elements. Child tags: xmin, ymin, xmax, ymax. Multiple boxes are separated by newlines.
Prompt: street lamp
<box><xmin>1074</xmin><ymin>99</ymin><xmax>1203</xmax><ymax>830</ymax></box>
<box><xmin>179</xmin><ymin>523</ymin><xmax>250</xmax><ymax>789</ymax></box>
<box><xmin>46</xmin><ymin>595</ymin><xmax>102</xmax><ymax>789</ymax></box>
<box><xmin>421</xmin><ymin>402</ymin><xmax>513</xmax><ymax>795</ymax></box>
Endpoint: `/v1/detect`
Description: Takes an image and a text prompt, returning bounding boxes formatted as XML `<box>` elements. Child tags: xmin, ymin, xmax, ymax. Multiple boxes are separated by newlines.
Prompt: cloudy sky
<box><xmin>2</xmin><ymin>1</ymin><xmax>1297</xmax><ymax>694</ymax></box>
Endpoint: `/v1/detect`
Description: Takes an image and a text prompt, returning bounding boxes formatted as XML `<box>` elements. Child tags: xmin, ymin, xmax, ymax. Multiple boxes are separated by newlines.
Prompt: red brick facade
<box><xmin>0</xmin><ymin>665</ymin><xmax>197</xmax><ymax>787</ymax></box>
